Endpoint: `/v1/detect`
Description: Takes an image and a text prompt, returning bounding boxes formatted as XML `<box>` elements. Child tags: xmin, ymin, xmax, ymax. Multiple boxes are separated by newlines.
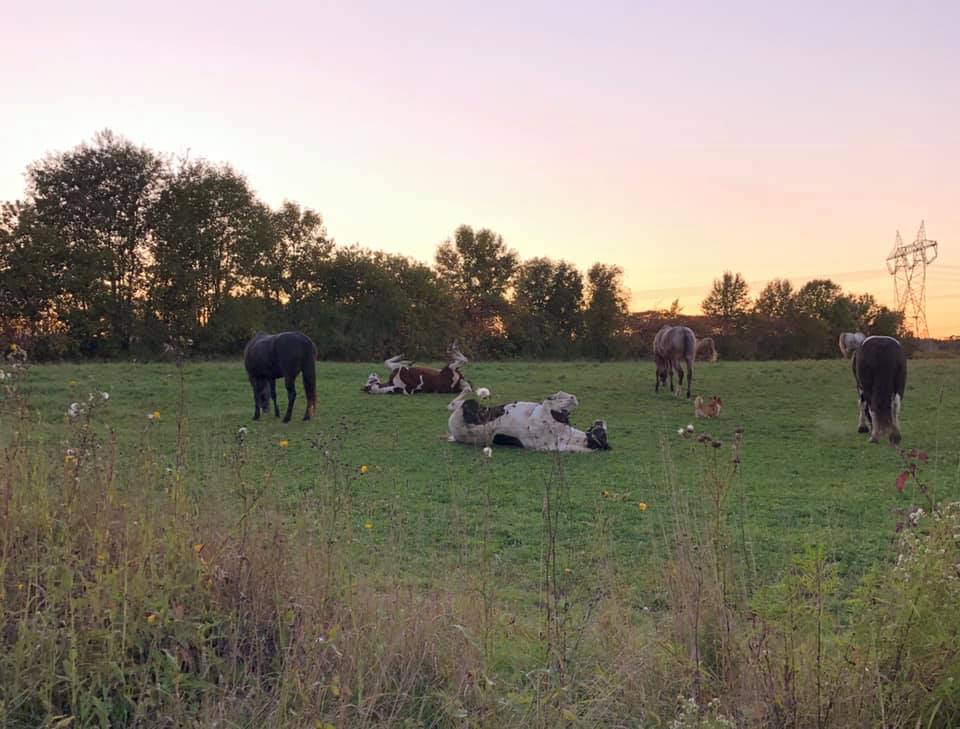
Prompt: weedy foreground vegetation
<box><xmin>1</xmin><ymin>356</ymin><xmax>959</xmax><ymax>728</ymax></box>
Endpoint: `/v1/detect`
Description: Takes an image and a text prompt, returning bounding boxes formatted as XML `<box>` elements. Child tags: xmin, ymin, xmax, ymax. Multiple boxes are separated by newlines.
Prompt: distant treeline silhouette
<box><xmin>1</xmin><ymin>131</ymin><xmax>906</xmax><ymax>361</ymax></box>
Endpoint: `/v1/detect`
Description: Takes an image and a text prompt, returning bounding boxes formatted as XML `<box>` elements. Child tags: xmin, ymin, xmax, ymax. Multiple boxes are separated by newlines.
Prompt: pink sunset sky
<box><xmin>4</xmin><ymin>1</ymin><xmax>958</xmax><ymax>335</ymax></box>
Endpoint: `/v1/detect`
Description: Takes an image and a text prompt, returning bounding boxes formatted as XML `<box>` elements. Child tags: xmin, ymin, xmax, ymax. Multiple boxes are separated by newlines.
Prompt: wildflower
<box><xmin>16</xmin><ymin>582</ymin><xmax>24</xmax><ymax>591</ymax></box>
<box><xmin>359</xmin><ymin>464</ymin><xmax>369</xmax><ymax>474</ymax></box>
<box><xmin>238</xmin><ymin>426</ymin><xmax>248</xmax><ymax>436</ymax></box>
<box><xmin>476</xmin><ymin>387</ymin><xmax>491</xmax><ymax>399</ymax></box>
<box><xmin>193</xmin><ymin>543</ymin><xmax>204</xmax><ymax>554</ymax></box>
<box><xmin>686</xmin><ymin>424</ymin><xmax>694</xmax><ymax>433</ymax></box>
<box><xmin>563</xmin><ymin>567</ymin><xmax>573</xmax><ymax>574</ymax></box>
<box><xmin>68</xmin><ymin>379</ymin><xmax>78</xmax><ymax>387</ymax></box>
<box><xmin>100</xmin><ymin>391</ymin><xmax>109</xmax><ymax>401</ymax></box>
<box><xmin>67</xmin><ymin>402</ymin><xmax>82</xmax><ymax>418</ymax></box>
<box><xmin>96</xmin><ymin>552</ymin><xmax>107</xmax><ymax>564</ymax></box>
<box><xmin>153</xmin><ymin>410</ymin><xmax>161</xmax><ymax>420</ymax></box>
<box><xmin>637</xmin><ymin>502</ymin><xmax>648</xmax><ymax>512</ymax></box>
<box><xmin>677</xmin><ymin>428</ymin><xmax>685</xmax><ymax>436</ymax></box>
<box><xmin>279</xmin><ymin>439</ymin><xmax>289</xmax><ymax>449</ymax></box>
<box><xmin>146</xmin><ymin>613</ymin><xmax>157</xmax><ymax>625</ymax></box>
<box><xmin>482</xmin><ymin>447</ymin><xmax>492</xmax><ymax>458</ymax></box>
<box><xmin>363</xmin><ymin>522</ymin><xmax>373</xmax><ymax>530</ymax></box>
<box><xmin>601</xmin><ymin>490</ymin><xmax>610</xmax><ymax>498</ymax></box>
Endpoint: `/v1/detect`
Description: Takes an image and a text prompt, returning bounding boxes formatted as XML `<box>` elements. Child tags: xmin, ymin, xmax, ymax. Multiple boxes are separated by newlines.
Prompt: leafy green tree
<box><xmin>255</xmin><ymin>201</ymin><xmax>332</xmax><ymax>304</ymax></box>
<box><xmin>509</xmin><ymin>258</ymin><xmax>584</xmax><ymax>356</ymax></box>
<box><xmin>794</xmin><ymin>279</ymin><xmax>843</xmax><ymax>320</ymax></box>
<box><xmin>27</xmin><ymin>130</ymin><xmax>164</xmax><ymax>352</ymax></box>
<box><xmin>148</xmin><ymin>159</ymin><xmax>271</xmax><ymax>344</ymax></box>
<box><xmin>434</xmin><ymin>225</ymin><xmax>518</xmax><ymax>346</ymax></box>
<box><xmin>701</xmin><ymin>271</ymin><xmax>750</xmax><ymax>324</ymax></box>
<box><xmin>582</xmin><ymin>263</ymin><xmax>628</xmax><ymax>358</ymax></box>
<box><xmin>753</xmin><ymin>278</ymin><xmax>796</xmax><ymax>319</ymax></box>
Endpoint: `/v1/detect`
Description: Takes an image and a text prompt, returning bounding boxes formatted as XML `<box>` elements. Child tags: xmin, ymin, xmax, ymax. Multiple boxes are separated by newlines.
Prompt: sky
<box><xmin>4</xmin><ymin>0</ymin><xmax>959</xmax><ymax>336</ymax></box>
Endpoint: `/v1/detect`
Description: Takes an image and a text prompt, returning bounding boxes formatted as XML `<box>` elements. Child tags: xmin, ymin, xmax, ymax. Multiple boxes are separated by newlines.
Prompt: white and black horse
<box><xmin>852</xmin><ymin>335</ymin><xmax>906</xmax><ymax>444</ymax></box>
<box><xmin>447</xmin><ymin>388</ymin><xmax>610</xmax><ymax>452</ymax></box>
<box><xmin>838</xmin><ymin>331</ymin><xmax>866</xmax><ymax>358</ymax></box>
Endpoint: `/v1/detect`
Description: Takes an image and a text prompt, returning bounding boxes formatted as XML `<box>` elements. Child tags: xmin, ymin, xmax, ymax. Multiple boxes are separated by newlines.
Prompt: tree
<box><xmin>701</xmin><ymin>271</ymin><xmax>750</xmax><ymax>324</ymax></box>
<box><xmin>794</xmin><ymin>279</ymin><xmax>843</xmax><ymax>320</ymax></box>
<box><xmin>434</xmin><ymin>225</ymin><xmax>518</xmax><ymax>340</ymax></box>
<box><xmin>27</xmin><ymin>130</ymin><xmax>165</xmax><ymax>352</ymax></box>
<box><xmin>582</xmin><ymin>263</ymin><xmax>628</xmax><ymax>358</ymax></box>
<box><xmin>255</xmin><ymin>201</ymin><xmax>332</xmax><ymax>305</ymax></box>
<box><xmin>753</xmin><ymin>278</ymin><xmax>795</xmax><ymax>319</ymax></box>
<box><xmin>149</xmin><ymin>159</ymin><xmax>271</xmax><ymax>344</ymax></box>
<box><xmin>509</xmin><ymin>258</ymin><xmax>584</xmax><ymax>356</ymax></box>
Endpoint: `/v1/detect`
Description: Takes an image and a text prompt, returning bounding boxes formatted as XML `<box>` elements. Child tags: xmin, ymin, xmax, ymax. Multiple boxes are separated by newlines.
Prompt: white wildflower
<box><xmin>686</xmin><ymin>424</ymin><xmax>694</xmax><ymax>432</ymax></box>
<box><xmin>476</xmin><ymin>387</ymin><xmax>491</xmax><ymax>399</ymax></box>
<box><xmin>100</xmin><ymin>391</ymin><xmax>109</xmax><ymax>401</ymax></box>
<box><xmin>147</xmin><ymin>412</ymin><xmax>155</xmax><ymax>420</ymax></box>
<box><xmin>67</xmin><ymin>402</ymin><xmax>82</xmax><ymax>418</ymax></box>
<box><xmin>677</xmin><ymin>428</ymin><xmax>685</xmax><ymax>436</ymax></box>
<box><xmin>482</xmin><ymin>446</ymin><xmax>493</xmax><ymax>458</ymax></box>
<box><xmin>238</xmin><ymin>426</ymin><xmax>248</xmax><ymax>436</ymax></box>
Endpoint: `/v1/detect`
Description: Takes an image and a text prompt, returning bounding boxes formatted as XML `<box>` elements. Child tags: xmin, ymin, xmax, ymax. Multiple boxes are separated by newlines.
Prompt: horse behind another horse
<box><xmin>244</xmin><ymin>331</ymin><xmax>318</xmax><ymax>422</ymax></box>
<box><xmin>654</xmin><ymin>325</ymin><xmax>697</xmax><ymax>398</ymax></box>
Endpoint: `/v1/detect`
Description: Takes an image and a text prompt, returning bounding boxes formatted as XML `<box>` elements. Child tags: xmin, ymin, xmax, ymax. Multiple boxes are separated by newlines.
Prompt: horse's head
<box><xmin>253</xmin><ymin>377</ymin><xmax>271</xmax><ymax>411</ymax></box>
<box><xmin>544</xmin><ymin>391</ymin><xmax>579</xmax><ymax>419</ymax></box>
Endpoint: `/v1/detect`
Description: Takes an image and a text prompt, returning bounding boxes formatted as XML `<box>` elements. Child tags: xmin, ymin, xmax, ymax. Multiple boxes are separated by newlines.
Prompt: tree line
<box><xmin>0</xmin><ymin>131</ymin><xmax>629</xmax><ymax>361</ymax></box>
<box><xmin>1</xmin><ymin>131</ymin><xmax>905</xmax><ymax>362</ymax></box>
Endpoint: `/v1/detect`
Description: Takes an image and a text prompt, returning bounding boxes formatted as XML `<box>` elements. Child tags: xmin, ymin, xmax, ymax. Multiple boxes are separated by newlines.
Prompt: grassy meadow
<box><xmin>3</xmin><ymin>356</ymin><xmax>960</xmax><ymax>727</ymax></box>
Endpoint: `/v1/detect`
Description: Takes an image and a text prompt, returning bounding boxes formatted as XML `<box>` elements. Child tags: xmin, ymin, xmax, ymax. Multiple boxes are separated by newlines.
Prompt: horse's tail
<box><xmin>303</xmin><ymin>341</ymin><xmax>318</xmax><ymax>417</ymax></box>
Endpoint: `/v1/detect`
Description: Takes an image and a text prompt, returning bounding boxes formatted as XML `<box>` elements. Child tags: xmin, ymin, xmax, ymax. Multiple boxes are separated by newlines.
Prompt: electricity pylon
<box><xmin>886</xmin><ymin>221</ymin><xmax>938</xmax><ymax>337</ymax></box>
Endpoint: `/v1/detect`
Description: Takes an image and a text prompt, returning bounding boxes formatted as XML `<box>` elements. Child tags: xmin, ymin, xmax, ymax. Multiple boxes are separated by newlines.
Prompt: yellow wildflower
<box><xmin>16</xmin><ymin>582</ymin><xmax>24</xmax><ymax>591</ymax></box>
<box><xmin>146</xmin><ymin>613</ymin><xmax>157</xmax><ymax>625</ymax></box>
<box><xmin>193</xmin><ymin>543</ymin><xmax>204</xmax><ymax>554</ymax></box>
<box><xmin>601</xmin><ymin>490</ymin><xmax>610</xmax><ymax>498</ymax></box>
<box><xmin>363</xmin><ymin>522</ymin><xmax>373</xmax><ymax>530</ymax></box>
<box><xmin>68</xmin><ymin>379</ymin><xmax>78</xmax><ymax>387</ymax></box>
<box><xmin>359</xmin><ymin>464</ymin><xmax>369</xmax><ymax>475</ymax></box>
<box><xmin>563</xmin><ymin>567</ymin><xmax>573</xmax><ymax>575</ymax></box>
<box><xmin>279</xmin><ymin>439</ymin><xmax>289</xmax><ymax>449</ymax></box>
<box><xmin>637</xmin><ymin>502</ymin><xmax>648</xmax><ymax>512</ymax></box>
<box><xmin>153</xmin><ymin>410</ymin><xmax>161</xmax><ymax>420</ymax></box>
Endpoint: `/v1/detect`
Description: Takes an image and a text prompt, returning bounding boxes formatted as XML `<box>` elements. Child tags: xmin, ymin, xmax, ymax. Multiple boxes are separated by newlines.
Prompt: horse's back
<box><xmin>857</xmin><ymin>336</ymin><xmax>906</xmax><ymax>393</ymax></box>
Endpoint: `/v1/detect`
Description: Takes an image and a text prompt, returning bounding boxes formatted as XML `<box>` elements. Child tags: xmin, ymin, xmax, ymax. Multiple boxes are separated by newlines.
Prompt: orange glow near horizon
<box><xmin>3</xmin><ymin>2</ymin><xmax>958</xmax><ymax>336</ymax></box>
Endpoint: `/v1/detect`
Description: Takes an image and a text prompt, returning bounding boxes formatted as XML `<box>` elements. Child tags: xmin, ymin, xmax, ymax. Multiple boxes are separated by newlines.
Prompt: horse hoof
<box><xmin>282</xmin><ymin>417</ymin><xmax>292</xmax><ymax>424</ymax></box>
<box><xmin>858</xmin><ymin>426</ymin><xmax>869</xmax><ymax>434</ymax></box>
<box><xmin>868</xmin><ymin>435</ymin><xmax>879</xmax><ymax>444</ymax></box>
<box><xmin>890</xmin><ymin>433</ymin><xmax>902</xmax><ymax>445</ymax></box>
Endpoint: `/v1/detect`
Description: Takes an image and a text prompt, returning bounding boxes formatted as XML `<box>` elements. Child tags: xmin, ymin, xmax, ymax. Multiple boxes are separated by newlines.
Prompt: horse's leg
<box><xmin>250</xmin><ymin>378</ymin><xmax>261</xmax><ymax>420</ymax></box>
<box><xmin>668</xmin><ymin>360</ymin><xmax>675</xmax><ymax>395</ymax></box>
<box><xmin>686</xmin><ymin>356</ymin><xmax>693</xmax><ymax>399</ymax></box>
<box><xmin>271</xmin><ymin>379</ymin><xmax>280</xmax><ymax>417</ymax></box>
<box><xmin>857</xmin><ymin>394</ymin><xmax>870</xmax><ymax>433</ymax></box>
<box><xmin>282</xmin><ymin>374</ymin><xmax>297</xmax><ymax>423</ymax></box>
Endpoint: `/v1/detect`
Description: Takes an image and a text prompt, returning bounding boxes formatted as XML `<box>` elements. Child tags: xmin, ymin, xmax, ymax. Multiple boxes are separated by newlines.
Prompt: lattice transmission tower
<box><xmin>886</xmin><ymin>221</ymin><xmax>938</xmax><ymax>337</ymax></box>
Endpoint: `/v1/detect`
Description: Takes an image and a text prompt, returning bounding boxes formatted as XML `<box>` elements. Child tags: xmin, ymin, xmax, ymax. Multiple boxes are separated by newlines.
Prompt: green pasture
<box><xmin>18</xmin><ymin>358</ymin><xmax>960</xmax><ymax>597</ymax></box>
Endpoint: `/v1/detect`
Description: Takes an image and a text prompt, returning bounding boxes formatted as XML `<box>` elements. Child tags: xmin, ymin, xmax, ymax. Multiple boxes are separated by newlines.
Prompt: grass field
<box><xmin>5</xmin><ymin>355</ymin><xmax>960</xmax><ymax>727</ymax></box>
<box><xmin>20</xmin><ymin>357</ymin><xmax>960</xmax><ymax>589</ymax></box>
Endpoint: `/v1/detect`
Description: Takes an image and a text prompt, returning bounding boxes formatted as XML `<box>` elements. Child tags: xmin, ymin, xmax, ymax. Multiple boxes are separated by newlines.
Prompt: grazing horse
<box><xmin>243</xmin><ymin>331</ymin><xmax>317</xmax><ymax>422</ymax></box>
<box><xmin>838</xmin><ymin>331</ymin><xmax>866</xmax><ymax>358</ymax></box>
<box><xmin>852</xmin><ymin>336</ymin><xmax>906</xmax><ymax>444</ymax></box>
<box><xmin>696</xmin><ymin>337</ymin><xmax>719</xmax><ymax>362</ymax></box>
<box><xmin>447</xmin><ymin>387</ymin><xmax>610</xmax><ymax>452</ymax></box>
<box><xmin>654</xmin><ymin>325</ymin><xmax>697</xmax><ymax>398</ymax></box>
<box><xmin>363</xmin><ymin>344</ymin><xmax>470</xmax><ymax>394</ymax></box>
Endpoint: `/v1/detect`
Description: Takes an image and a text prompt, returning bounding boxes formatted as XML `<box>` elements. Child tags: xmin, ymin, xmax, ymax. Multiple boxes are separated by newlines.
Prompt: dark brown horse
<box><xmin>244</xmin><ymin>331</ymin><xmax>317</xmax><ymax>422</ymax></box>
<box><xmin>852</xmin><ymin>335</ymin><xmax>906</xmax><ymax>444</ymax></box>
<box><xmin>654</xmin><ymin>325</ymin><xmax>697</xmax><ymax>398</ymax></box>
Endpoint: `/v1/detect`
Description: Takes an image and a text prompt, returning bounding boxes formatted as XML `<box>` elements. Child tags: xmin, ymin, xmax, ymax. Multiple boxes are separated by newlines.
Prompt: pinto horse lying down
<box><xmin>447</xmin><ymin>388</ymin><xmax>610</xmax><ymax>452</ymax></box>
<box><xmin>363</xmin><ymin>346</ymin><xmax>470</xmax><ymax>394</ymax></box>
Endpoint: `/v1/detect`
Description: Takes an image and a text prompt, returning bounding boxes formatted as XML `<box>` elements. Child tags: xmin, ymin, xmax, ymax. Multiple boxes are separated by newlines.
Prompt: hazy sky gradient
<box><xmin>4</xmin><ymin>0</ymin><xmax>958</xmax><ymax>334</ymax></box>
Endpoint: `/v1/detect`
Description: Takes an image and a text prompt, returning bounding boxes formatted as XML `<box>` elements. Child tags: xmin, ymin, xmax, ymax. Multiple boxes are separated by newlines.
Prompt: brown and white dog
<box><xmin>363</xmin><ymin>344</ymin><xmax>471</xmax><ymax>395</ymax></box>
<box><xmin>694</xmin><ymin>395</ymin><xmax>723</xmax><ymax>418</ymax></box>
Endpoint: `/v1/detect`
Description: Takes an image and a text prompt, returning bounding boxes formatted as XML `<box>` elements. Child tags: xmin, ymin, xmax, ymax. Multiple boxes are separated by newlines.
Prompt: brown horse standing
<box><xmin>852</xmin><ymin>335</ymin><xmax>906</xmax><ymax>444</ymax></box>
<box><xmin>654</xmin><ymin>325</ymin><xmax>697</xmax><ymax>398</ymax></box>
